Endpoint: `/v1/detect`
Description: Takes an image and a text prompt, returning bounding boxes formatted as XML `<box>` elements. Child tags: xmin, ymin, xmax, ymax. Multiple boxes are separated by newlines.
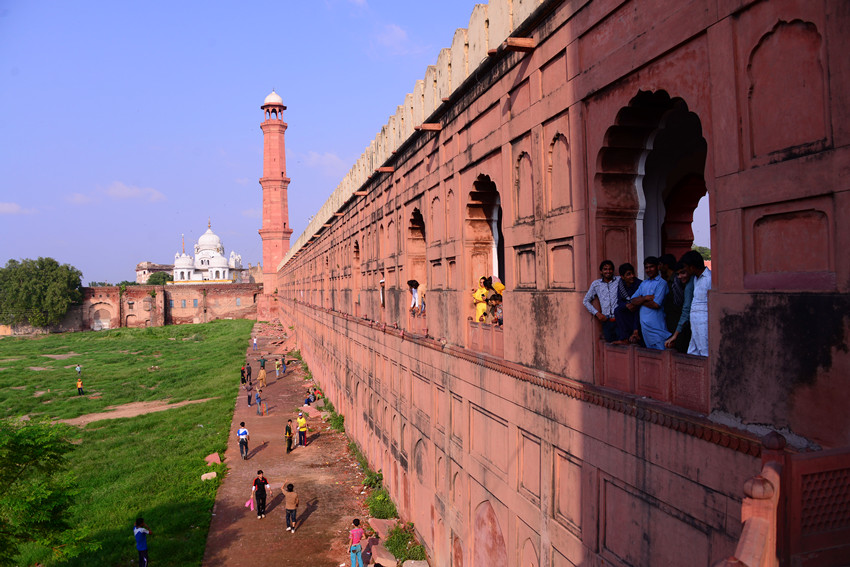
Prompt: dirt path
<box><xmin>202</xmin><ymin>324</ymin><xmax>370</xmax><ymax>567</ymax></box>
<box><xmin>58</xmin><ymin>398</ymin><xmax>216</xmax><ymax>426</ymax></box>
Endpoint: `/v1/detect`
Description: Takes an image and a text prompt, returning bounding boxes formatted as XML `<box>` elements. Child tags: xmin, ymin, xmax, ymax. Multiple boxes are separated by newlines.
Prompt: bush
<box><xmin>366</xmin><ymin>488</ymin><xmax>397</xmax><ymax>519</ymax></box>
<box><xmin>385</xmin><ymin>523</ymin><xmax>426</xmax><ymax>562</ymax></box>
<box><xmin>363</xmin><ymin>469</ymin><xmax>383</xmax><ymax>489</ymax></box>
<box><xmin>328</xmin><ymin>412</ymin><xmax>345</xmax><ymax>432</ymax></box>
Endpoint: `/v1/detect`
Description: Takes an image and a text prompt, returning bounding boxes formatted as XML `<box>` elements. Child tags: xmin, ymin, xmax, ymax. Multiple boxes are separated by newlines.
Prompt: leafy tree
<box><xmin>87</xmin><ymin>281</ymin><xmax>109</xmax><ymax>287</ymax></box>
<box><xmin>146</xmin><ymin>271</ymin><xmax>173</xmax><ymax>285</ymax></box>
<box><xmin>692</xmin><ymin>245</ymin><xmax>711</xmax><ymax>261</ymax></box>
<box><xmin>116</xmin><ymin>280</ymin><xmax>138</xmax><ymax>287</ymax></box>
<box><xmin>0</xmin><ymin>258</ymin><xmax>83</xmax><ymax>327</ymax></box>
<box><xmin>0</xmin><ymin>419</ymin><xmax>92</xmax><ymax>563</ymax></box>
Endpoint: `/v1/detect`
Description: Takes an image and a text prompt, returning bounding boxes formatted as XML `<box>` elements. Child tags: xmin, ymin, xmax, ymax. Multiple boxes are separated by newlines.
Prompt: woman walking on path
<box><xmin>349</xmin><ymin>518</ymin><xmax>365</xmax><ymax>567</ymax></box>
<box><xmin>283</xmin><ymin>483</ymin><xmax>299</xmax><ymax>532</ymax></box>
<box><xmin>252</xmin><ymin>470</ymin><xmax>270</xmax><ymax>519</ymax></box>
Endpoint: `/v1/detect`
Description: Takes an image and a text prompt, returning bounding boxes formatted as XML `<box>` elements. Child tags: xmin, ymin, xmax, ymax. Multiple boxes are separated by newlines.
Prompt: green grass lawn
<box><xmin>0</xmin><ymin>319</ymin><xmax>254</xmax><ymax>566</ymax></box>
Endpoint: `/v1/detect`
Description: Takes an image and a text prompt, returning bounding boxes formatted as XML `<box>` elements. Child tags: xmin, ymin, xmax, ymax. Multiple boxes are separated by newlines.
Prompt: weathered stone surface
<box><xmin>205</xmin><ymin>453</ymin><xmax>221</xmax><ymax>466</ymax></box>
<box><xmin>201</xmin><ymin>472</ymin><xmax>217</xmax><ymax>481</ymax></box>
<box><xmin>368</xmin><ymin>518</ymin><xmax>398</xmax><ymax>541</ymax></box>
<box><xmin>402</xmin><ymin>561</ymin><xmax>429</xmax><ymax>567</ymax></box>
<box><xmin>369</xmin><ymin>544</ymin><xmax>396</xmax><ymax>566</ymax></box>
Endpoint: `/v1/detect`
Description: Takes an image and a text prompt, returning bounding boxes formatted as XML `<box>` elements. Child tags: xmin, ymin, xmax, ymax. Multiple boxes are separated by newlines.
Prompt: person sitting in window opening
<box><xmin>407</xmin><ymin>280</ymin><xmax>420</xmax><ymax>316</ymax></box>
<box><xmin>472</xmin><ymin>276</ymin><xmax>489</xmax><ymax>322</ymax></box>
<box><xmin>379</xmin><ymin>279</ymin><xmax>386</xmax><ymax>308</ymax></box>
<box><xmin>612</xmin><ymin>263</ymin><xmax>642</xmax><ymax>343</ymax></box>
<box><xmin>418</xmin><ymin>288</ymin><xmax>426</xmax><ymax>316</ymax></box>
<box><xmin>664</xmin><ymin>261</ymin><xmax>694</xmax><ymax>352</ymax></box>
<box><xmin>489</xmin><ymin>275</ymin><xmax>506</xmax><ymax>295</ymax></box>
<box><xmin>583</xmin><ymin>260</ymin><xmax>619</xmax><ymax>342</ymax></box>
<box><xmin>680</xmin><ymin>250</ymin><xmax>711</xmax><ymax>356</ymax></box>
<box><xmin>659</xmin><ymin>254</ymin><xmax>686</xmax><ymax>336</ymax></box>
<box><xmin>489</xmin><ymin>294</ymin><xmax>503</xmax><ymax>326</ymax></box>
<box><xmin>626</xmin><ymin>257</ymin><xmax>671</xmax><ymax>350</ymax></box>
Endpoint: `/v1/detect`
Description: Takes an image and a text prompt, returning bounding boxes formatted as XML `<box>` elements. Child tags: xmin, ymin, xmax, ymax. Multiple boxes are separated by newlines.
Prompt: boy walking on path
<box><xmin>285</xmin><ymin>419</ymin><xmax>293</xmax><ymax>453</ymax></box>
<box><xmin>275</xmin><ymin>358</ymin><xmax>282</xmax><ymax>378</ymax></box>
<box><xmin>257</xmin><ymin>367</ymin><xmax>267</xmax><ymax>388</ymax></box>
<box><xmin>252</xmin><ymin>470</ymin><xmax>270</xmax><ymax>519</ymax></box>
<box><xmin>252</xmin><ymin>337</ymin><xmax>257</xmax><ymax>351</ymax></box>
<box><xmin>283</xmin><ymin>483</ymin><xmax>299</xmax><ymax>532</ymax></box>
<box><xmin>134</xmin><ymin>517</ymin><xmax>151</xmax><ymax>567</ymax></box>
<box><xmin>237</xmin><ymin>422</ymin><xmax>250</xmax><ymax>460</ymax></box>
<box><xmin>255</xmin><ymin>390</ymin><xmax>263</xmax><ymax>416</ymax></box>
<box><xmin>246</xmin><ymin>363</ymin><xmax>252</xmax><ymax>382</ymax></box>
<box><xmin>349</xmin><ymin>518</ymin><xmax>365</xmax><ymax>567</ymax></box>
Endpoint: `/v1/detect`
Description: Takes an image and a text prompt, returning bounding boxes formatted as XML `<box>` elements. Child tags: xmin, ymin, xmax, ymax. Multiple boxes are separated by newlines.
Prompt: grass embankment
<box><xmin>0</xmin><ymin>320</ymin><xmax>253</xmax><ymax>566</ymax></box>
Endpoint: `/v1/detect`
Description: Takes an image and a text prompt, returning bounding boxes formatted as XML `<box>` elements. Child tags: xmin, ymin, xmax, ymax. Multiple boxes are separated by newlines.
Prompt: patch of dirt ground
<box><xmin>202</xmin><ymin>326</ymin><xmax>374</xmax><ymax>567</ymax></box>
<box><xmin>42</xmin><ymin>352</ymin><xmax>80</xmax><ymax>360</ymax></box>
<box><xmin>59</xmin><ymin>398</ymin><xmax>216</xmax><ymax>426</ymax></box>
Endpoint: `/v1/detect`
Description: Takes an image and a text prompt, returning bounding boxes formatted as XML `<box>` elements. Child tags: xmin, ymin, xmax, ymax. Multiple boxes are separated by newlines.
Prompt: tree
<box><xmin>116</xmin><ymin>280</ymin><xmax>138</xmax><ymax>287</ymax></box>
<box><xmin>146</xmin><ymin>271</ymin><xmax>173</xmax><ymax>286</ymax></box>
<box><xmin>0</xmin><ymin>258</ymin><xmax>83</xmax><ymax>327</ymax></box>
<box><xmin>692</xmin><ymin>245</ymin><xmax>711</xmax><ymax>261</ymax></box>
<box><xmin>0</xmin><ymin>419</ymin><xmax>91</xmax><ymax>563</ymax></box>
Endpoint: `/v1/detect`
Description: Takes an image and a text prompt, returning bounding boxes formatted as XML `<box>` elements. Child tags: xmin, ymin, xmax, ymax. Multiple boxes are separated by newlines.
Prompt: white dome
<box><xmin>197</xmin><ymin>227</ymin><xmax>222</xmax><ymax>251</ymax></box>
<box><xmin>174</xmin><ymin>254</ymin><xmax>194</xmax><ymax>268</ymax></box>
<box><xmin>208</xmin><ymin>255</ymin><xmax>228</xmax><ymax>268</ymax></box>
<box><xmin>264</xmin><ymin>90</ymin><xmax>283</xmax><ymax>105</ymax></box>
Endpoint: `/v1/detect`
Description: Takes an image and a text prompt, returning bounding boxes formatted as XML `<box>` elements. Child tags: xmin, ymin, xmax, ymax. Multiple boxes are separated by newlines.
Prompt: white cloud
<box><xmin>375</xmin><ymin>23</ymin><xmax>409</xmax><ymax>52</ymax></box>
<box><xmin>234</xmin><ymin>177</ymin><xmax>251</xmax><ymax>186</ymax></box>
<box><xmin>301</xmin><ymin>151</ymin><xmax>350</xmax><ymax>179</ymax></box>
<box><xmin>0</xmin><ymin>202</ymin><xmax>36</xmax><ymax>215</ymax></box>
<box><xmin>66</xmin><ymin>192</ymin><xmax>94</xmax><ymax>205</ymax></box>
<box><xmin>104</xmin><ymin>181</ymin><xmax>166</xmax><ymax>203</ymax></box>
<box><xmin>242</xmin><ymin>208</ymin><xmax>262</xmax><ymax>219</ymax></box>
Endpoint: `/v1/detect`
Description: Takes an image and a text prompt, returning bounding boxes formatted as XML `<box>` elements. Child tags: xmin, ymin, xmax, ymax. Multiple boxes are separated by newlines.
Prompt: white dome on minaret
<box><xmin>264</xmin><ymin>90</ymin><xmax>284</xmax><ymax>105</ymax></box>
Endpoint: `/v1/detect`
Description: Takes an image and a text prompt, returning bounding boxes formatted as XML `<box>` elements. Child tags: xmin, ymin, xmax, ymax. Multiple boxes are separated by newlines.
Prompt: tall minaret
<box><xmin>258</xmin><ymin>90</ymin><xmax>293</xmax><ymax>297</ymax></box>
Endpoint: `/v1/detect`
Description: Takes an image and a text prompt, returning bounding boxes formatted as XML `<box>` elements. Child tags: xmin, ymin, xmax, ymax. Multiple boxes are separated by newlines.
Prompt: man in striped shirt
<box><xmin>583</xmin><ymin>260</ymin><xmax>620</xmax><ymax>342</ymax></box>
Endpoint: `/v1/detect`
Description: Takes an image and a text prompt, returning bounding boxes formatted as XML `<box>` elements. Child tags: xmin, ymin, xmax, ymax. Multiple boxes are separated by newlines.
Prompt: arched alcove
<box><xmin>466</xmin><ymin>174</ymin><xmax>505</xmax><ymax>292</ymax></box>
<box><xmin>472</xmin><ymin>500</ymin><xmax>508</xmax><ymax>567</ymax></box>
<box><xmin>595</xmin><ymin>90</ymin><xmax>708</xmax><ymax>266</ymax></box>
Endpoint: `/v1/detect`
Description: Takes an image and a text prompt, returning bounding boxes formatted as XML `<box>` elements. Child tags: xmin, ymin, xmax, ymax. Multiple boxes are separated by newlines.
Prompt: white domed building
<box><xmin>173</xmin><ymin>222</ymin><xmax>243</xmax><ymax>283</ymax></box>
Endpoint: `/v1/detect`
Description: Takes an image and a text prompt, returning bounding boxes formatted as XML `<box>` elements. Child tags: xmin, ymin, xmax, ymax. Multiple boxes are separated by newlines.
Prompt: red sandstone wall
<box><xmin>269</xmin><ymin>0</ymin><xmax>849</xmax><ymax>564</ymax></box>
<box><xmin>277</xmin><ymin>0</ymin><xmax>849</xmax><ymax>448</ymax></box>
<box><xmin>283</xmin><ymin>301</ymin><xmax>759</xmax><ymax>566</ymax></box>
<box><xmin>164</xmin><ymin>284</ymin><xmax>261</xmax><ymax>325</ymax></box>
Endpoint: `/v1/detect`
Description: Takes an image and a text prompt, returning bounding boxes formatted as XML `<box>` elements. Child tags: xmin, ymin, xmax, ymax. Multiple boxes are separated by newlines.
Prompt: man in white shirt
<box><xmin>681</xmin><ymin>250</ymin><xmax>711</xmax><ymax>356</ymax></box>
<box><xmin>237</xmin><ymin>421</ymin><xmax>250</xmax><ymax>460</ymax></box>
<box><xmin>583</xmin><ymin>260</ymin><xmax>620</xmax><ymax>342</ymax></box>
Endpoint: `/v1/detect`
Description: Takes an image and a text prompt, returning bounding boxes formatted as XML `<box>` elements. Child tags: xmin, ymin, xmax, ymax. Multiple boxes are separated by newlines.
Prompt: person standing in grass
<box><xmin>240</xmin><ymin>365</ymin><xmax>246</xmax><ymax>384</ymax></box>
<box><xmin>75</xmin><ymin>363</ymin><xmax>81</xmax><ymax>376</ymax></box>
<box><xmin>237</xmin><ymin>421</ymin><xmax>250</xmax><ymax>460</ymax></box>
<box><xmin>285</xmin><ymin>419</ymin><xmax>293</xmax><ymax>453</ymax></box>
<box><xmin>283</xmin><ymin>483</ymin><xmax>299</xmax><ymax>532</ymax></box>
<box><xmin>252</xmin><ymin>470</ymin><xmax>270</xmax><ymax>519</ymax></box>
<box><xmin>297</xmin><ymin>412</ymin><xmax>307</xmax><ymax>447</ymax></box>
<box><xmin>134</xmin><ymin>517</ymin><xmax>151</xmax><ymax>567</ymax></box>
<box><xmin>76</xmin><ymin>377</ymin><xmax>84</xmax><ymax>395</ymax></box>
<box><xmin>349</xmin><ymin>518</ymin><xmax>365</xmax><ymax>567</ymax></box>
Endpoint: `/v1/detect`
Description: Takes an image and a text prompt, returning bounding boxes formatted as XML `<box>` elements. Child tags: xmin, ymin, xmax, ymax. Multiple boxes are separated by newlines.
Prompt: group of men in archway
<box><xmin>583</xmin><ymin>251</ymin><xmax>710</xmax><ymax>356</ymax></box>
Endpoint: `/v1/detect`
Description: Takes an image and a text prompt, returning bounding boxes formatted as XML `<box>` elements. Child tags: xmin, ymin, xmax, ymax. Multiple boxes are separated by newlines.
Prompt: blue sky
<box><xmin>0</xmin><ymin>0</ymin><xmax>710</xmax><ymax>284</ymax></box>
<box><xmin>0</xmin><ymin>0</ymin><xmax>479</xmax><ymax>283</ymax></box>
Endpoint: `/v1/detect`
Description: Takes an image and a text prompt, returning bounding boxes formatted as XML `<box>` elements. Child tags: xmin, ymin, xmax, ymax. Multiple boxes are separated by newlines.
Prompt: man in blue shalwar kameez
<box><xmin>628</xmin><ymin>257</ymin><xmax>671</xmax><ymax>350</ymax></box>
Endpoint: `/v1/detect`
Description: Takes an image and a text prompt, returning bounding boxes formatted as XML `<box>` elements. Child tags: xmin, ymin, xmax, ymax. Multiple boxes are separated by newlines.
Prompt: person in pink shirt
<box><xmin>349</xmin><ymin>518</ymin><xmax>366</xmax><ymax>567</ymax></box>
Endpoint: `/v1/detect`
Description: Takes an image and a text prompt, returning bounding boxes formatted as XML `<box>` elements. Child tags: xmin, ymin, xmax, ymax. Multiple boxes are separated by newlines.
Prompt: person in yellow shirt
<box><xmin>297</xmin><ymin>413</ymin><xmax>308</xmax><ymax>447</ymax></box>
<box><xmin>76</xmin><ymin>377</ymin><xmax>84</xmax><ymax>396</ymax></box>
<box><xmin>472</xmin><ymin>276</ymin><xmax>488</xmax><ymax>322</ymax></box>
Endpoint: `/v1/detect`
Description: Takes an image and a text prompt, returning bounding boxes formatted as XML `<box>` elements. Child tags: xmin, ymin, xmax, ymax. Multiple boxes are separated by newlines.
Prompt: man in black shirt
<box><xmin>252</xmin><ymin>470</ymin><xmax>270</xmax><ymax>519</ymax></box>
